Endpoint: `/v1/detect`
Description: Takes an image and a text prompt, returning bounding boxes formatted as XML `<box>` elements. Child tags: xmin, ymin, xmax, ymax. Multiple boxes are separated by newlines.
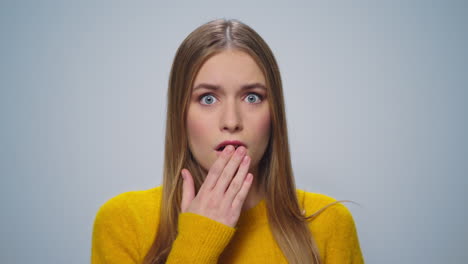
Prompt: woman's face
<box><xmin>187</xmin><ymin>50</ymin><xmax>271</xmax><ymax>175</ymax></box>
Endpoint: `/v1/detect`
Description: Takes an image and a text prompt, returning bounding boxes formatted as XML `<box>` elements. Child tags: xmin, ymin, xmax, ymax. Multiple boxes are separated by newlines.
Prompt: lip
<box><xmin>215</xmin><ymin>140</ymin><xmax>247</xmax><ymax>152</ymax></box>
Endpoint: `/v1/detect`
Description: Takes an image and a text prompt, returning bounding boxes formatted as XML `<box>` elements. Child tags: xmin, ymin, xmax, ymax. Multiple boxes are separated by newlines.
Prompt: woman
<box><xmin>92</xmin><ymin>18</ymin><xmax>364</xmax><ymax>264</ymax></box>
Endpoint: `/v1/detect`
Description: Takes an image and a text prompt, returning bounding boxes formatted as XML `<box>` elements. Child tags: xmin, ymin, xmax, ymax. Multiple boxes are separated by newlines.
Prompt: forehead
<box><xmin>192</xmin><ymin>50</ymin><xmax>266</xmax><ymax>90</ymax></box>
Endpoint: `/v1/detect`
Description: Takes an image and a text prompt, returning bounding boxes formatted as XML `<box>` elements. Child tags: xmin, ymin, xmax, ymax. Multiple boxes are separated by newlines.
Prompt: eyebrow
<box><xmin>192</xmin><ymin>83</ymin><xmax>267</xmax><ymax>92</ymax></box>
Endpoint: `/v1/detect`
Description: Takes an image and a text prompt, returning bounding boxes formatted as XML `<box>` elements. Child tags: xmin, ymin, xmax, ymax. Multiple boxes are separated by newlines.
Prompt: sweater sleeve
<box><xmin>166</xmin><ymin>212</ymin><xmax>236</xmax><ymax>263</ymax></box>
<box><xmin>92</xmin><ymin>191</ymin><xmax>236</xmax><ymax>264</ymax></box>
<box><xmin>325</xmin><ymin>204</ymin><xmax>364</xmax><ymax>264</ymax></box>
<box><xmin>91</xmin><ymin>195</ymin><xmax>140</xmax><ymax>264</ymax></box>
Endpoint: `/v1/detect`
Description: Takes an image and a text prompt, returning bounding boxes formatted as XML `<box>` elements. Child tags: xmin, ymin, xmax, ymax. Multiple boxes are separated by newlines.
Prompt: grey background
<box><xmin>1</xmin><ymin>1</ymin><xmax>467</xmax><ymax>263</ymax></box>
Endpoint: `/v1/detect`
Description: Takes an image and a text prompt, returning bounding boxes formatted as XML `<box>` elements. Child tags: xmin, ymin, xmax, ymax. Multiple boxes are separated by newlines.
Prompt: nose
<box><xmin>220</xmin><ymin>100</ymin><xmax>243</xmax><ymax>132</ymax></box>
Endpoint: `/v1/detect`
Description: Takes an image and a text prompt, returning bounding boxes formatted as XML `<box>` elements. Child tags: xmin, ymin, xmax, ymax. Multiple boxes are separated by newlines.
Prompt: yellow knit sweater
<box><xmin>91</xmin><ymin>186</ymin><xmax>364</xmax><ymax>263</ymax></box>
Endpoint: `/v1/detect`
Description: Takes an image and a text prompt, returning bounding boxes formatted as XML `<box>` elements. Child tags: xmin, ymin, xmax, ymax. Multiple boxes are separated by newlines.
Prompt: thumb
<box><xmin>180</xmin><ymin>169</ymin><xmax>195</xmax><ymax>213</ymax></box>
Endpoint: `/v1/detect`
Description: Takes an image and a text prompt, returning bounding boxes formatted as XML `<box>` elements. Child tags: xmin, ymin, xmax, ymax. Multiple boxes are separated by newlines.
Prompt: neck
<box><xmin>241</xmin><ymin>166</ymin><xmax>265</xmax><ymax>212</ymax></box>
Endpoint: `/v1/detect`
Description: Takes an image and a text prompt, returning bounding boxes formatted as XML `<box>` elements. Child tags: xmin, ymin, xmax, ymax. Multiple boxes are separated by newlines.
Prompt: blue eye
<box><xmin>198</xmin><ymin>93</ymin><xmax>263</xmax><ymax>105</ymax></box>
<box><xmin>244</xmin><ymin>93</ymin><xmax>262</xmax><ymax>104</ymax></box>
<box><xmin>200</xmin><ymin>94</ymin><xmax>217</xmax><ymax>105</ymax></box>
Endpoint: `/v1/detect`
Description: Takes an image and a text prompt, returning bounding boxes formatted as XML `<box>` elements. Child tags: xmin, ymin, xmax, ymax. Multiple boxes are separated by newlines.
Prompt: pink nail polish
<box><xmin>247</xmin><ymin>174</ymin><xmax>253</xmax><ymax>182</ymax></box>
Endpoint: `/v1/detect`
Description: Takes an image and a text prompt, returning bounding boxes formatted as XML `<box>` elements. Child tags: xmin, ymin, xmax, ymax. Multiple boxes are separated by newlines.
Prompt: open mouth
<box><xmin>216</xmin><ymin>145</ymin><xmax>242</xmax><ymax>152</ymax></box>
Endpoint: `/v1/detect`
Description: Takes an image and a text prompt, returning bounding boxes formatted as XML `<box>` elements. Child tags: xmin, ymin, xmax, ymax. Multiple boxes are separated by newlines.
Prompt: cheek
<box><xmin>247</xmin><ymin>109</ymin><xmax>271</xmax><ymax>166</ymax></box>
<box><xmin>187</xmin><ymin>119</ymin><xmax>204</xmax><ymax>139</ymax></box>
<box><xmin>256</xmin><ymin>109</ymin><xmax>271</xmax><ymax>137</ymax></box>
<box><xmin>187</xmin><ymin>112</ymin><xmax>211</xmax><ymax>147</ymax></box>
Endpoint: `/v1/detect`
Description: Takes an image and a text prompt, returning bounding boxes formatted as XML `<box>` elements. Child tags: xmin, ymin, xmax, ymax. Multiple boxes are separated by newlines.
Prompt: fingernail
<box><xmin>247</xmin><ymin>173</ymin><xmax>253</xmax><ymax>183</ymax></box>
<box><xmin>238</xmin><ymin>147</ymin><xmax>246</xmax><ymax>155</ymax></box>
<box><xmin>225</xmin><ymin>145</ymin><xmax>234</xmax><ymax>153</ymax></box>
<box><xmin>181</xmin><ymin>170</ymin><xmax>186</xmax><ymax>180</ymax></box>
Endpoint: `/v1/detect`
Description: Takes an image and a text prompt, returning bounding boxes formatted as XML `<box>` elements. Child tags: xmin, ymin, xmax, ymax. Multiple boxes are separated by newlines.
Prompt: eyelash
<box><xmin>198</xmin><ymin>92</ymin><xmax>264</xmax><ymax>105</ymax></box>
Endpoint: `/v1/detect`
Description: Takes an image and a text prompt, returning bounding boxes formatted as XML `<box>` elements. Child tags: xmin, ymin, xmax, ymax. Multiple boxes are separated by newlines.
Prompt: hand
<box><xmin>180</xmin><ymin>145</ymin><xmax>253</xmax><ymax>228</ymax></box>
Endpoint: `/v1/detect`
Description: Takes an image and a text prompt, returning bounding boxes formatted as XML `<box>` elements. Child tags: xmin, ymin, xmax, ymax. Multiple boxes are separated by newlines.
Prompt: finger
<box><xmin>213</xmin><ymin>146</ymin><xmax>247</xmax><ymax>194</ymax></box>
<box><xmin>223</xmin><ymin>155</ymin><xmax>250</xmax><ymax>204</ymax></box>
<box><xmin>231</xmin><ymin>173</ymin><xmax>253</xmax><ymax>210</ymax></box>
<box><xmin>180</xmin><ymin>169</ymin><xmax>195</xmax><ymax>213</ymax></box>
<box><xmin>200</xmin><ymin>145</ymin><xmax>235</xmax><ymax>192</ymax></box>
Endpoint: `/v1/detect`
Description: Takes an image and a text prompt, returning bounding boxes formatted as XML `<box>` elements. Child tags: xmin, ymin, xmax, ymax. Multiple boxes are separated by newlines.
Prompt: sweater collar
<box><xmin>235</xmin><ymin>190</ymin><xmax>305</xmax><ymax>229</ymax></box>
<box><xmin>236</xmin><ymin>199</ymin><xmax>268</xmax><ymax>228</ymax></box>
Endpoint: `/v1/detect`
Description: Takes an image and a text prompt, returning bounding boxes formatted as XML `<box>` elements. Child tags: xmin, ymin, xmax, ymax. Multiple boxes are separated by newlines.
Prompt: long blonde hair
<box><xmin>144</xmin><ymin>18</ymin><xmax>329</xmax><ymax>264</ymax></box>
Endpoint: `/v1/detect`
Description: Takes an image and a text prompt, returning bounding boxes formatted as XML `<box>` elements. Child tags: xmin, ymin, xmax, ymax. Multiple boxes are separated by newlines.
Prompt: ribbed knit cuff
<box><xmin>167</xmin><ymin>212</ymin><xmax>236</xmax><ymax>263</ymax></box>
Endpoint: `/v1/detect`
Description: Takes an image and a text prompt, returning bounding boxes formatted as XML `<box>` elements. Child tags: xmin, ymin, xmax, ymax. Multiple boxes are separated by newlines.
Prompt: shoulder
<box><xmin>94</xmin><ymin>186</ymin><xmax>163</xmax><ymax>225</ymax></box>
<box><xmin>92</xmin><ymin>187</ymin><xmax>164</xmax><ymax>261</ymax></box>
<box><xmin>296</xmin><ymin>190</ymin><xmax>364</xmax><ymax>262</ymax></box>
<box><xmin>295</xmin><ymin>189</ymin><xmax>356</xmax><ymax>226</ymax></box>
